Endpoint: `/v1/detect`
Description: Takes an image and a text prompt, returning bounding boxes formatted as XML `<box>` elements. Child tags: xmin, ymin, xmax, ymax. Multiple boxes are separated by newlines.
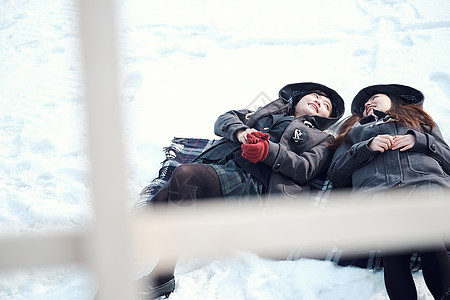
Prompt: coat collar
<box><xmin>248</xmin><ymin>98</ymin><xmax>342</xmax><ymax>131</ymax></box>
<box><xmin>360</xmin><ymin>109</ymin><xmax>393</xmax><ymax>125</ymax></box>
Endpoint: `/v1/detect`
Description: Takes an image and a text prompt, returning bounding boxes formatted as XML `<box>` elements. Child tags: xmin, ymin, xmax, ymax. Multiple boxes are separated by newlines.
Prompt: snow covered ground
<box><xmin>1</xmin><ymin>0</ymin><xmax>450</xmax><ymax>299</ymax></box>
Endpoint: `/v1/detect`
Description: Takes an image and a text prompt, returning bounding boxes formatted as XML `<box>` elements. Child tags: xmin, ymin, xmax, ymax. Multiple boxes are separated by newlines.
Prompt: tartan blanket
<box><xmin>135</xmin><ymin>137</ymin><xmax>333</xmax><ymax>209</ymax></box>
<box><xmin>135</xmin><ymin>137</ymin><xmax>448</xmax><ymax>271</ymax></box>
<box><xmin>134</xmin><ymin>137</ymin><xmax>219</xmax><ymax>210</ymax></box>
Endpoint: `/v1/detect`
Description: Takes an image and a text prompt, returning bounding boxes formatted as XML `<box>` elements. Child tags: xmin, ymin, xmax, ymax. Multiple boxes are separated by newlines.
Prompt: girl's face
<box><xmin>363</xmin><ymin>93</ymin><xmax>392</xmax><ymax>117</ymax></box>
<box><xmin>294</xmin><ymin>92</ymin><xmax>332</xmax><ymax>118</ymax></box>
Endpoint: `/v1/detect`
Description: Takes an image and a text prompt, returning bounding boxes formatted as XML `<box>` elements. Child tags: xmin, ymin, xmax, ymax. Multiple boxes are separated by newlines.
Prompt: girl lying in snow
<box><xmin>328</xmin><ymin>84</ymin><xmax>450</xmax><ymax>300</ymax></box>
<box><xmin>136</xmin><ymin>82</ymin><xmax>345</xmax><ymax>299</ymax></box>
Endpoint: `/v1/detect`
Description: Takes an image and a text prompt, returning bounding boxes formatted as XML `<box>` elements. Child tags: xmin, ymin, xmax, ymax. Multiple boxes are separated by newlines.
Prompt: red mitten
<box><xmin>241</xmin><ymin>139</ymin><xmax>269</xmax><ymax>163</ymax></box>
<box><xmin>246</xmin><ymin>131</ymin><xmax>270</xmax><ymax>144</ymax></box>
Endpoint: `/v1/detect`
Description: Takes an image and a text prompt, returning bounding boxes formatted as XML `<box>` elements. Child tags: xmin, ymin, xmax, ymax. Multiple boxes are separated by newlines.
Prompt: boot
<box><xmin>135</xmin><ymin>274</ymin><xmax>175</xmax><ymax>299</ymax></box>
<box><xmin>441</xmin><ymin>288</ymin><xmax>450</xmax><ymax>300</ymax></box>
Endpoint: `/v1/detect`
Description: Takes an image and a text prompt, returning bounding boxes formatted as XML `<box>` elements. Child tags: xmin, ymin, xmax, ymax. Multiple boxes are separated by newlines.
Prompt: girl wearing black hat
<box><xmin>328</xmin><ymin>84</ymin><xmax>450</xmax><ymax>300</ymax></box>
<box><xmin>134</xmin><ymin>82</ymin><xmax>345</xmax><ymax>299</ymax></box>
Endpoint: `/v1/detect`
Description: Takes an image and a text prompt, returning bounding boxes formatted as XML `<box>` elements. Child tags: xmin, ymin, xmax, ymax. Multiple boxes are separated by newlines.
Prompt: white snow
<box><xmin>1</xmin><ymin>0</ymin><xmax>450</xmax><ymax>299</ymax></box>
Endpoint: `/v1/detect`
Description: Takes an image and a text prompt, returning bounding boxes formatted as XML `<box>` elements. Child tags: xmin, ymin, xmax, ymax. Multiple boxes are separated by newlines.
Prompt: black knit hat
<box><xmin>279</xmin><ymin>82</ymin><xmax>345</xmax><ymax>119</ymax></box>
<box><xmin>351</xmin><ymin>84</ymin><xmax>424</xmax><ymax>115</ymax></box>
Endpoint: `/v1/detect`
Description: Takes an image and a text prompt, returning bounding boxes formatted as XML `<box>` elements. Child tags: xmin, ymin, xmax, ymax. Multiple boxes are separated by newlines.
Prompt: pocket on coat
<box><xmin>281</xmin><ymin>184</ymin><xmax>305</xmax><ymax>199</ymax></box>
<box><xmin>268</xmin><ymin>176</ymin><xmax>307</xmax><ymax>200</ymax></box>
<box><xmin>406</xmin><ymin>152</ymin><xmax>446</xmax><ymax>176</ymax></box>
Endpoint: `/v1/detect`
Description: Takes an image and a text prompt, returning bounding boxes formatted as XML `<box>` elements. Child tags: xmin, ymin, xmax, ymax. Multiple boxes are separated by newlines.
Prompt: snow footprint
<box><xmin>429</xmin><ymin>72</ymin><xmax>450</xmax><ymax>99</ymax></box>
<box><xmin>123</xmin><ymin>70</ymin><xmax>143</xmax><ymax>103</ymax></box>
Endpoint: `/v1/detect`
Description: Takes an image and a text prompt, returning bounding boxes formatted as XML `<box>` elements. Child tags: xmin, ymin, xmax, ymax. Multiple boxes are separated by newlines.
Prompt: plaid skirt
<box><xmin>209</xmin><ymin>159</ymin><xmax>264</xmax><ymax>200</ymax></box>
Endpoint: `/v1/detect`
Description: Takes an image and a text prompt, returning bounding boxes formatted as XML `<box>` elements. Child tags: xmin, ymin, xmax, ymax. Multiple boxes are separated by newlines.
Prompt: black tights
<box><xmin>148</xmin><ymin>164</ymin><xmax>223</xmax><ymax>285</ymax></box>
<box><xmin>152</xmin><ymin>163</ymin><xmax>223</xmax><ymax>207</ymax></box>
<box><xmin>383</xmin><ymin>246</ymin><xmax>450</xmax><ymax>300</ymax></box>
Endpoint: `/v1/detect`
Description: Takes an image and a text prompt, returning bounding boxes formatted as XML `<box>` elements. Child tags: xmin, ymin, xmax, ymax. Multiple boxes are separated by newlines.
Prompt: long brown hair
<box><xmin>328</xmin><ymin>103</ymin><xmax>436</xmax><ymax>150</ymax></box>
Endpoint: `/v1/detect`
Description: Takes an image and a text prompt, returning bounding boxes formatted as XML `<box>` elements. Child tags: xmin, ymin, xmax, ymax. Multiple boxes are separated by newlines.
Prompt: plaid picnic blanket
<box><xmin>135</xmin><ymin>137</ymin><xmax>449</xmax><ymax>271</ymax></box>
<box><xmin>134</xmin><ymin>137</ymin><xmax>219</xmax><ymax>210</ymax></box>
<box><xmin>135</xmin><ymin>137</ymin><xmax>333</xmax><ymax>209</ymax></box>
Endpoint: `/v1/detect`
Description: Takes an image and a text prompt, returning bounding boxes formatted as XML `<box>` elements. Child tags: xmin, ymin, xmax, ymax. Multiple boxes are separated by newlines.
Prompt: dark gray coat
<box><xmin>328</xmin><ymin>110</ymin><xmax>450</xmax><ymax>192</ymax></box>
<box><xmin>196</xmin><ymin>83</ymin><xmax>345</xmax><ymax>198</ymax></box>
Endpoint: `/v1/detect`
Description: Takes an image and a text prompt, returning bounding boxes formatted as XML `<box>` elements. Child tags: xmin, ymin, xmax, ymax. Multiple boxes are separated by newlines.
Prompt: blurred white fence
<box><xmin>0</xmin><ymin>1</ymin><xmax>449</xmax><ymax>300</ymax></box>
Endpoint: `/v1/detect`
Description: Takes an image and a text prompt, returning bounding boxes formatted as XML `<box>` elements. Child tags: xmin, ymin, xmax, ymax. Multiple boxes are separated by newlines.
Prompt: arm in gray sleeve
<box><xmin>407</xmin><ymin>124</ymin><xmax>450</xmax><ymax>174</ymax></box>
<box><xmin>327</xmin><ymin>137</ymin><xmax>378</xmax><ymax>187</ymax></box>
<box><xmin>263</xmin><ymin>135</ymin><xmax>334</xmax><ymax>185</ymax></box>
<box><xmin>214</xmin><ymin>109</ymin><xmax>252</xmax><ymax>142</ymax></box>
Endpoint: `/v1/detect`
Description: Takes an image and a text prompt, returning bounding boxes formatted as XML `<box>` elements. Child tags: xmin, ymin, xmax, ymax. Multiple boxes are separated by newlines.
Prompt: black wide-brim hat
<box><xmin>279</xmin><ymin>82</ymin><xmax>345</xmax><ymax>119</ymax></box>
<box><xmin>351</xmin><ymin>84</ymin><xmax>424</xmax><ymax>115</ymax></box>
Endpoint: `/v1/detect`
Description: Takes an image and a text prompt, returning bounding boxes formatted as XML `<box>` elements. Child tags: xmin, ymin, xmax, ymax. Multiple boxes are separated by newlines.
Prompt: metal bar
<box><xmin>0</xmin><ymin>192</ymin><xmax>448</xmax><ymax>280</ymax></box>
<box><xmin>132</xmin><ymin>191</ymin><xmax>450</xmax><ymax>266</ymax></box>
<box><xmin>77</xmin><ymin>0</ymin><xmax>134</xmax><ymax>299</ymax></box>
<box><xmin>0</xmin><ymin>231</ymin><xmax>87</xmax><ymax>270</ymax></box>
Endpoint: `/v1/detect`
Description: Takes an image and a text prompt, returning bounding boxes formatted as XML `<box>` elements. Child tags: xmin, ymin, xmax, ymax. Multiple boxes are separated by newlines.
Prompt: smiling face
<box><xmin>294</xmin><ymin>92</ymin><xmax>333</xmax><ymax>118</ymax></box>
<box><xmin>363</xmin><ymin>93</ymin><xmax>392</xmax><ymax>117</ymax></box>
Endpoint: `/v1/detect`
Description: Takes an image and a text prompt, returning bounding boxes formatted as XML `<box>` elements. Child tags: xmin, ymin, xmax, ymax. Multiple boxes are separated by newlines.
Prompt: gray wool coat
<box><xmin>328</xmin><ymin>110</ymin><xmax>450</xmax><ymax>192</ymax></box>
<box><xmin>196</xmin><ymin>97</ymin><xmax>343</xmax><ymax>198</ymax></box>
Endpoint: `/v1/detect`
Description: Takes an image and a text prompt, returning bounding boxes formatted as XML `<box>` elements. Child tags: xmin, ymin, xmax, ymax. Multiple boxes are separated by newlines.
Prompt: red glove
<box><xmin>241</xmin><ymin>132</ymin><xmax>270</xmax><ymax>163</ymax></box>
<box><xmin>246</xmin><ymin>131</ymin><xmax>270</xmax><ymax>144</ymax></box>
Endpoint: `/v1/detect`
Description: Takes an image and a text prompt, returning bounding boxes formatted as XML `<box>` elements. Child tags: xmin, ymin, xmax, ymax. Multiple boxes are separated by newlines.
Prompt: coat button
<box><xmin>274</xmin><ymin>163</ymin><xmax>281</xmax><ymax>171</ymax></box>
<box><xmin>350</xmin><ymin>148</ymin><xmax>355</xmax><ymax>156</ymax></box>
<box><xmin>430</xmin><ymin>143</ymin><xmax>436</xmax><ymax>151</ymax></box>
<box><xmin>303</xmin><ymin>120</ymin><xmax>313</xmax><ymax>128</ymax></box>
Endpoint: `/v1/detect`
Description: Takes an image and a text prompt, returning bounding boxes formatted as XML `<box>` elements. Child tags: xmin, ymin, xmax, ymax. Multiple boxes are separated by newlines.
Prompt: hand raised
<box><xmin>236</xmin><ymin>128</ymin><xmax>258</xmax><ymax>144</ymax></box>
<box><xmin>368</xmin><ymin>135</ymin><xmax>395</xmax><ymax>153</ymax></box>
<box><xmin>391</xmin><ymin>134</ymin><xmax>416</xmax><ymax>151</ymax></box>
<box><xmin>241</xmin><ymin>139</ymin><xmax>269</xmax><ymax>163</ymax></box>
<box><xmin>246</xmin><ymin>131</ymin><xmax>270</xmax><ymax>144</ymax></box>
